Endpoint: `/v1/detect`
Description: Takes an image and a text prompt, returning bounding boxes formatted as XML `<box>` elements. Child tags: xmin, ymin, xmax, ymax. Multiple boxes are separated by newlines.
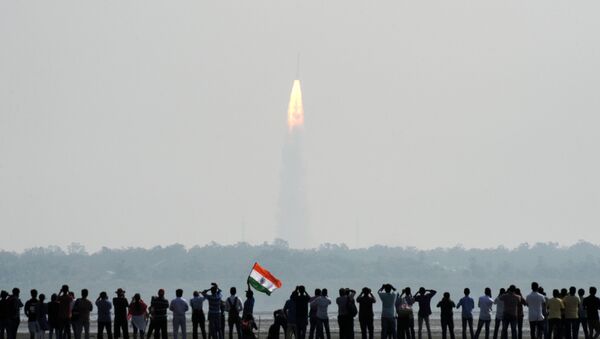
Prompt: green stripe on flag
<box><xmin>248</xmin><ymin>276</ymin><xmax>272</xmax><ymax>295</ymax></box>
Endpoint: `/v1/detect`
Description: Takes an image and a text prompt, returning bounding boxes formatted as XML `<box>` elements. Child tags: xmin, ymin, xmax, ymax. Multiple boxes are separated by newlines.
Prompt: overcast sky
<box><xmin>1</xmin><ymin>0</ymin><xmax>599</xmax><ymax>252</ymax></box>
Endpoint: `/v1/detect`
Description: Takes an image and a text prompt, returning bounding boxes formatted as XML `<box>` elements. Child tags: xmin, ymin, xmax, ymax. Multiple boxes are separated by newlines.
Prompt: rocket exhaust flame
<box><xmin>287</xmin><ymin>80</ymin><xmax>304</xmax><ymax>131</ymax></box>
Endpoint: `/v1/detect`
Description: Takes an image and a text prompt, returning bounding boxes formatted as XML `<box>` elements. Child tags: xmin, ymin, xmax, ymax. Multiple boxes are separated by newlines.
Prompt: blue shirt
<box><xmin>95</xmin><ymin>299</ymin><xmax>112</xmax><ymax>323</ymax></box>
<box><xmin>190</xmin><ymin>296</ymin><xmax>205</xmax><ymax>312</ymax></box>
<box><xmin>204</xmin><ymin>292</ymin><xmax>222</xmax><ymax>315</ymax></box>
<box><xmin>378</xmin><ymin>292</ymin><xmax>397</xmax><ymax>319</ymax></box>
<box><xmin>457</xmin><ymin>296</ymin><xmax>475</xmax><ymax>318</ymax></box>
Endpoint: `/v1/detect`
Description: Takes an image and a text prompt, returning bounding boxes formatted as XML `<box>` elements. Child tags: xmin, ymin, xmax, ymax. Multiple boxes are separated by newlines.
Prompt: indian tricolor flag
<box><xmin>247</xmin><ymin>262</ymin><xmax>282</xmax><ymax>295</ymax></box>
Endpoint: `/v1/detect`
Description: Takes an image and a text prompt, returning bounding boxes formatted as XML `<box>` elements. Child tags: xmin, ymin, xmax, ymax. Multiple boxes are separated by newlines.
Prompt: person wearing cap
<box><xmin>113</xmin><ymin>289</ymin><xmax>129</xmax><ymax>339</ymax></box>
<box><xmin>170</xmin><ymin>289</ymin><xmax>189</xmax><ymax>339</ymax></box>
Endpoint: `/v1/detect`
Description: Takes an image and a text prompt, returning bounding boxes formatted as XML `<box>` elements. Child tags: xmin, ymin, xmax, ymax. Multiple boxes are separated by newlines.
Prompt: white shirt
<box><xmin>478</xmin><ymin>296</ymin><xmax>494</xmax><ymax>321</ymax></box>
<box><xmin>170</xmin><ymin>297</ymin><xmax>189</xmax><ymax>317</ymax></box>
<box><xmin>526</xmin><ymin>292</ymin><xmax>546</xmax><ymax>321</ymax></box>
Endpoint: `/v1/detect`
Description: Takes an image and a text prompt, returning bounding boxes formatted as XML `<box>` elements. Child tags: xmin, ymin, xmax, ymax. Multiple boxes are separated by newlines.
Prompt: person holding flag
<box><xmin>247</xmin><ymin>263</ymin><xmax>282</xmax><ymax>296</ymax></box>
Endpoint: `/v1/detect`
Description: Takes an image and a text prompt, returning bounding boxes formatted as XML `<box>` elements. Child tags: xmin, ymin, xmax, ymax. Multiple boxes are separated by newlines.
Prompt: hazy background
<box><xmin>1</xmin><ymin>0</ymin><xmax>600</xmax><ymax>252</ymax></box>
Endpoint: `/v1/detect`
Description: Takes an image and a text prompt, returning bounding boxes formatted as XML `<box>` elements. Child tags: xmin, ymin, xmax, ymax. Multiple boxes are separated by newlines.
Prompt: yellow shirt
<box><xmin>547</xmin><ymin>298</ymin><xmax>564</xmax><ymax>319</ymax></box>
<box><xmin>563</xmin><ymin>295</ymin><xmax>580</xmax><ymax>319</ymax></box>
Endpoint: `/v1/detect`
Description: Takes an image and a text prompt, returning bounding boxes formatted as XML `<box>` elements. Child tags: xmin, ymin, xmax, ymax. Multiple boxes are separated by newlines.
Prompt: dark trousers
<box><xmin>297</xmin><ymin>320</ymin><xmax>308</xmax><ymax>339</ymax></box>
<box><xmin>530</xmin><ymin>321</ymin><xmax>545</xmax><ymax>339</ymax></box>
<box><xmin>228</xmin><ymin>316</ymin><xmax>241</xmax><ymax>339</ymax></box>
<box><xmin>474</xmin><ymin>319</ymin><xmax>491</xmax><ymax>339</ymax></box>
<box><xmin>493</xmin><ymin>319</ymin><xmax>503</xmax><ymax>339</ymax></box>
<box><xmin>337</xmin><ymin>315</ymin><xmax>353</xmax><ymax>339</ymax></box>
<box><xmin>146</xmin><ymin>320</ymin><xmax>155</xmax><ymax>339</ymax></box>
<box><xmin>0</xmin><ymin>319</ymin><xmax>9</xmax><ymax>339</ymax></box>
<box><xmin>58</xmin><ymin>320</ymin><xmax>71</xmax><ymax>339</ymax></box>
<box><xmin>152</xmin><ymin>319</ymin><xmax>167</xmax><ymax>339</ymax></box>
<box><xmin>192</xmin><ymin>311</ymin><xmax>207</xmax><ymax>339</ymax></box>
<box><xmin>517</xmin><ymin>318</ymin><xmax>523</xmax><ymax>339</ymax></box>
<box><xmin>397</xmin><ymin>317</ymin><xmax>412</xmax><ymax>339</ymax></box>
<box><xmin>208</xmin><ymin>314</ymin><xmax>223</xmax><ymax>339</ymax></box>
<box><xmin>501</xmin><ymin>316</ymin><xmax>518</xmax><ymax>339</ymax></box>
<box><xmin>98</xmin><ymin>322</ymin><xmax>113</xmax><ymax>339</ymax></box>
<box><xmin>73</xmin><ymin>319</ymin><xmax>90</xmax><ymax>339</ymax></box>
<box><xmin>578</xmin><ymin>319</ymin><xmax>589</xmax><ymax>339</ymax></box>
<box><xmin>314</xmin><ymin>318</ymin><xmax>330</xmax><ymax>339</ymax></box>
<box><xmin>381</xmin><ymin>317</ymin><xmax>397</xmax><ymax>339</ymax></box>
<box><xmin>323</xmin><ymin>318</ymin><xmax>330</xmax><ymax>339</ymax></box>
<box><xmin>548</xmin><ymin>319</ymin><xmax>561</xmax><ymax>339</ymax></box>
<box><xmin>565</xmin><ymin>319</ymin><xmax>579</xmax><ymax>339</ymax></box>
<box><xmin>463</xmin><ymin>318</ymin><xmax>474</xmax><ymax>339</ymax></box>
<box><xmin>6</xmin><ymin>319</ymin><xmax>19</xmax><ymax>339</ymax></box>
<box><xmin>441</xmin><ymin>318</ymin><xmax>456</xmax><ymax>339</ymax></box>
<box><xmin>360</xmin><ymin>317</ymin><xmax>374</xmax><ymax>339</ymax></box>
<box><xmin>309</xmin><ymin>316</ymin><xmax>317</xmax><ymax>339</ymax></box>
<box><xmin>114</xmin><ymin>319</ymin><xmax>129</xmax><ymax>339</ymax></box>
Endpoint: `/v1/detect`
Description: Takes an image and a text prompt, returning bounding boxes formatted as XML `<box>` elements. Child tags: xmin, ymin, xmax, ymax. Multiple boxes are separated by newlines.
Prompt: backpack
<box><xmin>228</xmin><ymin>297</ymin><xmax>240</xmax><ymax>321</ymax></box>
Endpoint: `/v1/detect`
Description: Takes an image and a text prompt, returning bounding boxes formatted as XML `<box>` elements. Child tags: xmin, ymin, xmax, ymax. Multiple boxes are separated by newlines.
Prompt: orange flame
<box><xmin>287</xmin><ymin>80</ymin><xmax>304</xmax><ymax>131</ymax></box>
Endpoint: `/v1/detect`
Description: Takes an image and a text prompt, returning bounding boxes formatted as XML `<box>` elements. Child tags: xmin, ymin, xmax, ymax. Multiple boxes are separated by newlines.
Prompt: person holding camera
<box><xmin>378</xmin><ymin>284</ymin><xmax>398</xmax><ymax>339</ymax></box>
<box><xmin>202</xmin><ymin>283</ymin><xmax>223</xmax><ymax>339</ymax></box>
<box><xmin>357</xmin><ymin>287</ymin><xmax>376</xmax><ymax>339</ymax></box>
<box><xmin>396</xmin><ymin>288</ymin><xmax>415</xmax><ymax>339</ymax></box>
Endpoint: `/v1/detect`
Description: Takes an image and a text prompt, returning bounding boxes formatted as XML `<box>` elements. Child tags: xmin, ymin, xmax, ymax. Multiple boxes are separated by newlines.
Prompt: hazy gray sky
<box><xmin>1</xmin><ymin>0</ymin><xmax>599</xmax><ymax>252</ymax></box>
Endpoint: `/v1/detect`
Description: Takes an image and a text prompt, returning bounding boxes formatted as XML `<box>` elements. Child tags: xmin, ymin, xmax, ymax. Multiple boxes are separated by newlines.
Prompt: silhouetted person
<box><xmin>499</xmin><ymin>285</ymin><xmax>522</xmax><ymax>339</ymax></box>
<box><xmin>474</xmin><ymin>288</ymin><xmax>494</xmax><ymax>339</ymax></box>
<box><xmin>38</xmin><ymin>293</ymin><xmax>49</xmax><ymax>339</ymax></box>
<box><xmin>292</xmin><ymin>286</ymin><xmax>311</xmax><ymax>339</ymax></box>
<box><xmin>378</xmin><ymin>284</ymin><xmax>397</xmax><ymax>339</ymax></box>
<box><xmin>202</xmin><ymin>283</ymin><xmax>223</xmax><ymax>339</ymax></box>
<box><xmin>240</xmin><ymin>313</ymin><xmax>257</xmax><ymax>339</ymax></box>
<box><xmin>308</xmin><ymin>289</ymin><xmax>321</xmax><ymax>339</ymax></box>
<box><xmin>284</xmin><ymin>291</ymin><xmax>298</xmax><ymax>339</ymax></box>
<box><xmin>526</xmin><ymin>283</ymin><xmax>546</xmax><ymax>339</ymax></box>
<box><xmin>514</xmin><ymin>289</ymin><xmax>525</xmax><ymax>339</ymax></box>
<box><xmin>72</xmin><ymin>289</ymin><xmax>93</xmax><ymax>339</ymax></box>
<box><xmin>190</xmin><ymin>291</ymin><xmax>207</xmax><ymax>339</ymax></box>
<box><xmin>24</xmin><ymin>289</ymin><xmax>41</xmax><ymax>339</ymax></box>
<box><xmin>129</xmin><ymin>294</ymin><xmax>148</xmax><ymax>339</ymax></box>
<box><xmin>268</xmin><ymin>309</ymin><xmax>286</xmax><ymax>339</ymax></box>
<box><xmin>582</xmin><ymin>287</ymin><xmax>600</xmax><ymax>339</ymax></box>
<box><xmin>437</xmin><ymin>292</ymin><xmax>456</xmax><ymax>339</ymax></box>
<box><xmin>112</xmin><ymin>289</ymin><xmax>129</xmax><ymax>339</ymax></box>
<box><xmin>457</xmin><ymin>288</ymin><xmax>475</xmax><ymax>339</ymax></box>
<box><xmin>243</xmin><ymin>289</ymin><xmax>255</xmax><ymax>318</ymax></box>
<box><xmin>226</xmin><ymin>287</ymin><xmax>242</xmax><ymax>339</ymax></box>
<box><xmin>396</xmin><ymin>288</ymin><xmax>415</xmax><ymax>339</ymax></box>
<box><xmin>47</xmin><ymin>294</ymin><xmax>60</xmax><ymax>339</ymax></box>
<box><xmin>357</xmin><ymin>287</ymin><xmax>376</xmax><ymax>339</ymax></box>
<box><xmin>0</xmin><ymin>291</ymin><xmax>10</xmax><ymax>339</ymax></box>
<box><xmin>414</xmin><ymin>287</ymin><xmax>436</xmax><ymax>339</ymax></box>
<box><xmin>57</xmin><ymin>286</ymin><xmax>72</xmax><ymax>339</ymax></box>
<box><xmin>547</xmin><ymin>289</ymin><xmax>564</xmax><ymax>339</ymax></box>
<box><xmin>336</xmin><ymin>288</ymin><xmax>356</xmax><ymax>339</ymax></box>
<box><xmin>150</xmin><ymin>290</ymin><xmax>168</xmax><ymax>339</ymax></box>
<box><xmin>578</xmin><ymin>289</ymin><xmax>589</xmax><ymax>339</ymax></box>
<box><xmin>96</xmin><ymin>292</ymin><xmax>113</xmax><ymax>339</ymax></box>
<box><xmin>170</xmin><ymin>289</ymin><xmax>189</xmax><ymax>339</ymax></box>
<box><xmin>7</xmin><ymin>288</ymin><xmax>23</xmax><ymax>339</ymax></box>
<box><xmin>493</xmin><ymin>288</ymin><xmax>506</xmax><ymax>339</ymax></box>
<box><xmin>310</xmin><ymin>288</ymin><xmax>331</xmax><ymax>339</ymax></box>
<box><xmin>564</xmin><ymin>287</ymin><xmax>581</xmax><ymax>339</ymax></box>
